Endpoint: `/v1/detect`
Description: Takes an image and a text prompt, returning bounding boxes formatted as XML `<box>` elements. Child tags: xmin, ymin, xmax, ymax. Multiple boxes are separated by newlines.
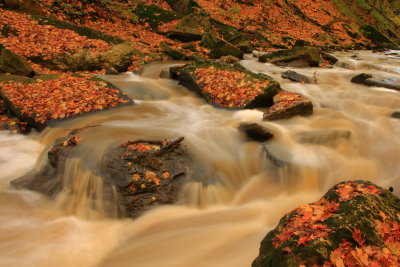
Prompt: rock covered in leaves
<box><xmin>253</xmin><ymin>180</ymin><xmax>400</xmax><ymax>267</ymax></box>
<box><xmin>102</xmin><ymin>137</ymin><xmax>190</xmax><ymax>217</ymax></box>
<box><xmin>170</xmin><ymin>60</ymin><xmax>281</xmax><ymax>108</ymax></box>
<box><xmin>263</xmin><ymin>91</ymin><xmax>313</xmax><ymax>121</ymax></box>
<box><xmin>0</xmin><ymin>74</ymin><xmax>132</xmax><ymax>131</ymax></box>
<box><xmin>12</xmin><ymin>131</ymin><xmax>191</xmax><ymax>218</ymax></box>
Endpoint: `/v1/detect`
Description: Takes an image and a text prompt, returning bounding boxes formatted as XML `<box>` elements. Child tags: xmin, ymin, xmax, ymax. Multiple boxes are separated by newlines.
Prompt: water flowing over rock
<box><xmin>11</xmin><ymin>131</ymin><xmax>191</xmax><ymax>218</ymax></box>
<box><xmin>253</xmin><ymin>180</ymin><xmax>400</xmax><ymax>267</ymax></box>
<box><xmin>238</xmin><ymin>123</ymin><xmax>274</xmax><ymax>142</ymax></box>
<box><xmin>351</xmin><ymin>73</ymin><xmax>400</xmax><ymax>91</ymax></box>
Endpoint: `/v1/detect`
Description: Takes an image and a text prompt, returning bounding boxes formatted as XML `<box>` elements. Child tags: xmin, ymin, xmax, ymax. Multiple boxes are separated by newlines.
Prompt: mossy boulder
<box><xmin>253</xmin><ymin>180</ymin><xmax>400</xmax><ymax>267</ymax></box>
<box><xmin>360</xmin><ymin>25</ymin><xmax>399</xmax><ymax>50</ymax></box>
<box><xmin>30</xmin><ymin>42</ymin><xmax>142</xmax><ymax>72</ymax></box>
<box><xmin>168</xmin><ymin>13</ymin><xmax>211</xmax><ymax>42</ymax></box>
<box><xmin>259</xmin><ymin>47</ymin><xmax>322</xmax><ymax>67</ymax></box>
<box><xmin>201</xmin><ymin>32</ymin><xmax>244</xmax><ymax>59</ymax></box>
<box><xmin>170</xmin><ymin>60</ymin><xmax>281</xmax><ymax>109</ymax></box>
<box><xmin>159</xmin><ymin>41</ymin><xmax>187</xmax><ymax>60</ymax></box>
<box><xmin>0</xmin><ymin>45</ymin><xmax>34</xmax><ymax>77</ymax></box>
<box><xmin>136</xmin><ymin>3</ymin><xmax>182</xmax><ymax>30</ymax></box>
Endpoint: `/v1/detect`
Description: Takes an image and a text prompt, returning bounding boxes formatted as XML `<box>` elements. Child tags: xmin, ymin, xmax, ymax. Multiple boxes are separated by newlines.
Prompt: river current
<box><xmin>0</xmin><ymin>51</ymin><xmax>399</xmax><ymax>267</ymax></box>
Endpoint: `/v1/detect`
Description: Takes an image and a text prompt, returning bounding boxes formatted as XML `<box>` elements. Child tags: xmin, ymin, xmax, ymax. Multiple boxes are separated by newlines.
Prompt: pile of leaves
<box><xmin>0</xmin><ymin>75</ymin><xmax>129</xmax><ymax>124</ymax></box>
<box><xmin>0</xmin><ymin>9</ymin><xmax>110</xmax><ymax>58</ymax></box>
<box><xmin>192</xmin><ymin>66</ymin><xmax>270</xmax><ymax>107</ymax></box>
<box><xmin>252</xmin><ymin>181</ymin><xmax>400</xmax><ymax>267</ymax></box>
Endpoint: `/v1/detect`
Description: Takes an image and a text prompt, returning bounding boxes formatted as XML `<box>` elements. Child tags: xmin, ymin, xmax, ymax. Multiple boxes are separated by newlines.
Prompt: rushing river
<box><xmin>0</xmin><ymin>51</ymin><xmax>399</xmax><ymax>267</ymax></box>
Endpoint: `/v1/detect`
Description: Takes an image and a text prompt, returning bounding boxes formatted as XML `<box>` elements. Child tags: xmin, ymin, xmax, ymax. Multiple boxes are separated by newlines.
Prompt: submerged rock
<box><xmin>391</xmin><ymin>111</ymin><xmax>400</xmax><ymax>119</ymax></box>
<box><xmin>170</xmin><ymin>60</ymin><xmax>281</xmax><ymax>109</ymax></box>
<box><xmin>263</xmin><ymin>91</ymin><xmax>313</xmax><ymax>121</ymax></box>
<box><xmin>281</xmin><ymin>70</ymin><xmax>312</xmax><ymax>84</ymax></box>
<box><xmin>12</xmin><ymin>132</ymin><xmax>191</xmax><ymax>218</ymax></box>
<box><xmin>295</xmin><ymin>128</ymin><xmax>352</xmax><ymax>145</ymax></box>
<box><xmin>253</xmin><ymin>180</ymin><xmax>400</xmax><ymax>267</ymax></box>
<box><xmin>238</xmin><ymin>123</ymin><xmax>273</xmax><ymax>142</ymax></box>
<box><xmin>351</xmin><ymin>73</ymin><xmax>400</xmax><ymax>91</ymax></box>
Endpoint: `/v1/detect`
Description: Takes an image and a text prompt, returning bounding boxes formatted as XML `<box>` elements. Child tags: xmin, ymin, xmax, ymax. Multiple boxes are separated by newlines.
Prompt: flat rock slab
<box><xmin>282</xmin><ymin>70</ymin><xmax>313</xmax><ymax>83</ymax></box>
<box><xmin>351</xmin><ymin>73</ymin><xmax>400</xmax><ymax>91</ymax></box>
<box><xmin>253</xmin><ymin>180</ymin><xmax>400</xmax><ymax>267</ymax></box>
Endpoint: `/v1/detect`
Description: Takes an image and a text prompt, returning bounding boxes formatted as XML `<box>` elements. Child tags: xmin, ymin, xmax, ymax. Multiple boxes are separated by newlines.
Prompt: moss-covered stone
<box><xmin>136</xmin><ymin>3</ymin><xmax>182</xmax><ymax>30</ymax></box>
<box><xmin>170</xmin><ymin>60</ymin><xmax>281</xmax><ymax>109</ymax></box>
<box><xmin>168</xmin><ymin>13</ymin><xmax>211</xmax><ymax>42</ymax></box>
<box><xmin>201</xmin><ymin>32</ymin><xmax>244</xmax><ymax>59</ymax></box>
<box><xmin>253</xmin><ymin>180</ymin><xmax>400</xmax><ymax>267</ymax></box>
<box><xmin>159</xmin><ymin>41</ymin><xmax>187</xmax><ymax>60</ymax></box>
<box><xmin>0</xmin><ymin>45</ymin><xmax>34</xmax><ymax>77</ymax></box>
<box><xmin>259</xmin><ymin>47</ymin><xmax>322</xmax><ymax>67</ymax></box>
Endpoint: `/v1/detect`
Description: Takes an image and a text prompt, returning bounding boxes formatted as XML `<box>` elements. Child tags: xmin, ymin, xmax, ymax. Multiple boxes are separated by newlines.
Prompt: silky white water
<box><xmin>0</xmin><ymin>51</ymin><xmax>399</xmax><ymax>267</ymax></box>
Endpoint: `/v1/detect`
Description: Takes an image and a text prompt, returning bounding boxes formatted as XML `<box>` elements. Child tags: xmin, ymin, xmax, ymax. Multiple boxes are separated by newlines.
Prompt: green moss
<box><xmin>0</xmin><ymin>74</ymin><xmax>60</xmax><ymax>84</ymax></box>
<box><xmin>136</xmin><ymin>4</ymin><xmax>182</xmax><ymax>29</ymax></box>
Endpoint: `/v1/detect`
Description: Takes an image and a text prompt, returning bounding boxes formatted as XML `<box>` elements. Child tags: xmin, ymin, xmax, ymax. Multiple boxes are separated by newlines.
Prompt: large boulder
<box><xmin>263</xmin><ymin>91</ymin><xmax>313</xmax><ymax>121</ymax></box>
<box><xmin>201</xmin><ymin>32</ymin><xmax>244</xmax><ymax>59</ymax></box>
<box><xmin>351</xmin><ymin>73</ymin><xmax>400</xmax><ymax>91</ymax></box>
<box><xmin>11</xmin><ymin>132</ymin><xmax>191</xmax><ymax>218</ymax></box>
<box><xmin>168</xmin><ymin>13</ymin><xmax>211</xmax><ymax>42</ymax></box>
<box><xmin>253</xmin><ymin>180</ymin><xmax>400</xmax><ymax>267</ymax></box>
<box><xmin>31</xmin><ymin>42</ymin><xmax>140</xmax><ymax>72</ymax></box>
<box><xmin>0</xmin><ymin>45</ymin><xmax>34</xmax><ymax>77</ymax></box>
<box><xmin>170</xmin><ymin>60</ymin><xmax>281</xmax><ymax>109</ymax></box>
<box><xmin>259</xmin><ymin>47</ymin><xmax>322</xmax><ymax>67</ymax></box>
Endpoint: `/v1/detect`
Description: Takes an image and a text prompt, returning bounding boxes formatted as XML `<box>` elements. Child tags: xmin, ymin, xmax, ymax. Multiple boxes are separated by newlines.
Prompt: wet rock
<box><xmin>0</xmin><ymin>45</ymin><xmax>34</xmax><ymax>77</ymax></box>
<box><xmin>253</xmin><ymin>180</ymin><xmax>400</xmax><ymax>267</ymax></box>
<box><xmin>105</xmin><ymin>66</ymin><xmax>119</xmax><ymax>75</ymax></box>
<box><xmin>12</xmin><ymin>132</ymin><xmax>191</xmax><ymax>218</ymax></box>
<box><xmin>159</xmin><ymin>69</ymin><xmax>171</xmax><ymax>79</ymax></box>
<box><xmin>160</xmin><ymin>41</ymin><xmax>187</xmax><ymax>60</ymax></box>
<box><xmin>262</xmin><ymin>142</ymin><xmax>292</xmax><ymax>167</ymax></box>
<box><xmin>168</xmin><ymin>13</ymin><xmax>211</xmax><ymax>42</ymax></box>
<box><xmin>391</xmin><ymin>111</ymin><xmax>400</xmax><ymax>119</ymax></box>
<box><xmin>263</xmin><ymin>92</ymin><xmax>313</xmax><ymax>121</ymax></box>
<box><xmin>259</xmin><ymin>47</ymin><xmax>321</xmax><ymax>67</ymax></box>
<box><xmin>281</xmin><ymin>70</ymin><xmax>312</xmax><ymax>83</ymax></box>
<box><xmin>360</xmin><ymin>25</ymin><xmax>399</xmax><ymax>50</ymax></box>
<box><xmin>238</xmin><ymin>123</ymin><xmax>273</xmax><ymax>142</ymax></box>
<box><xmin>295</xmin><ymin>128</ymin><xmax>352</xmax><ymax>145</ymax></box>
<box><xmin>170</xmin><ymin>60</ymin><xmax>281</xmax><ymax>109</ymax></box>
<box><xmin>201</xmin><ymin>32</ymin><xmax>244</xmax><ymax>59</ymax></box>
<box><xmin>351</xmin><ymin>73</ymin><xmax>400</xmax><ymax>91</ymax></box>
<box><xmin>103</xmin><ymin>137</ymin><xmax>189</xmax><ymax>217</ymax></box>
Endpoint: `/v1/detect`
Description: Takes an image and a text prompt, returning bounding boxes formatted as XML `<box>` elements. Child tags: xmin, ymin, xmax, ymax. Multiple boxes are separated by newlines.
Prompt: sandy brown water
<box><xmin>0</xmin><ymin>51</ymin><xmax>399</xmax><ymax>267</ymax></box>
